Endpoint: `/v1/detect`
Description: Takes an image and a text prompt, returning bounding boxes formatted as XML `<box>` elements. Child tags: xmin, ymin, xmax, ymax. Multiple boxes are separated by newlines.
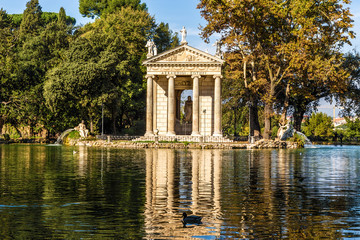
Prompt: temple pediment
<box><xmin>143</xmin><ymin>44</ymin><xmax>224</xmax><ymax>65</ymax></box>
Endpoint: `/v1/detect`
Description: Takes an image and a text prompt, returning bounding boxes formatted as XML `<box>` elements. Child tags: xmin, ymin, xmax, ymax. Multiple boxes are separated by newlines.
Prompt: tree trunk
<box><xmin>264</xmin><ymin>103</ymin><xmax>272</xmax><ymax>139</ymax></box>
<box><xmin>264</xmin><ymin>78</ymin><xmax>275</xmax><ymax>140</ymax></box>
<box><xmin>280</xmin><ymin>82</ymin><xmax>291</xmax><ymax>126</ymax></box>
<box><xmin>112</xmin><ymin>110</ymin><xmax>117</xmax><ymax>135</ymax></box>
<box><xmin>89</xmin><ymin>115</ymin><xmax>94</xmax><ymax>133</ymax></box>
<box><xmin>293</xmin><ymin>108</ymin><xmax>306</xmax><ymax>132</ymax></box>
<box><xmin>249</xmin><ymin>97</ymin><xmax>261</xmax><ymax>137</ymax></box>
<box><xmin>0</xmin><ymin>118</ymin><xmax>4</xmax><ymax>135</ymax></box>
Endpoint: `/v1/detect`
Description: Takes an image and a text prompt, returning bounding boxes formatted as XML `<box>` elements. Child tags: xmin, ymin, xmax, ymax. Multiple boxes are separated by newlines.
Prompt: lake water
<box><xmin>0</xmin><ymin>144</ymin><xmax>360</xmax><ymax>239</ymax></box>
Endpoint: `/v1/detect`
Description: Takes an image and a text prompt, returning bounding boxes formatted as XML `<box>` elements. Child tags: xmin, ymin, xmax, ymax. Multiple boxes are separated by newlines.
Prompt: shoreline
<box><xmin>2</xmin><ymin>138</ymin><xmax>359</xmax><ymax>149</ymax></box>
<box><xmin>66</xmin><ymin>139</ymin><xmax>300</xmax><ymax>149</ymax></box>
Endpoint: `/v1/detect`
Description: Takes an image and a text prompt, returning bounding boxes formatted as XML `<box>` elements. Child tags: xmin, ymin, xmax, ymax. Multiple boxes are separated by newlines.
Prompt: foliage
<box><xmin>302</xmin><ymin>112</ymin><xmax>334</xmax><ymax>140</ymax></box>
<box><xmin>67</xmin><ymin>130</ymin><xmax>81</xmax><ymax>139</ymax></box>
<box><xmin>153</xmin><ymin>22</ymin><xmax>179</xmax><ymax>53</ymax></box>
<box><xmin>334</xmin><ymin>51</ymin><xmax>360</xmax><ymax>116</ymax></box>
<box><xmin>198</xmin><ymin>0</ymin><xmax>354</xmax><ymax>139</ymax></box>
<box><xmin>344</xmin><ymin>117</ymin><xmax>360</xmax><ymax>139</ymax></box>
<box><xmin>288</xmin><ymin>133</ymin><xmax>305</xmax><ymax>148</ymax></box>
<box><xmin>79</xmin><ymin>0</ymin><xmax>147</xmax><ymax>18</ymax></box>
<box><xmin>44</xmin><ymin>7</ymin><xmax>154</xmax><ymax>134</ymax></box>
<box><xmin>10</xmin><ymin>12</ymin><xmax>76</xmax><ymax>28</ymax></box>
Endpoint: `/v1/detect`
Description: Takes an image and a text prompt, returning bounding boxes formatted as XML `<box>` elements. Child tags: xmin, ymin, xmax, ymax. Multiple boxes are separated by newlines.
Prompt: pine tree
<box><xmin>19</xmin><ymin>0</ymin><xmax>43</xmax><ymax>38</ymax></box>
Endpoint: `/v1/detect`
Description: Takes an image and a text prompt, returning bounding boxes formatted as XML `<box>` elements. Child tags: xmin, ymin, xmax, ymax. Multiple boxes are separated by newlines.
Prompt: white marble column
<box><xmin>191</xmin><ymin>75</ymin><xmax>201</xmax><ymax>136</ymax></box>
<box><xmin>167</xmin><ymin>75</ymin><xmax>176</xmax><ymax>136</ymax></box>
<box><xmin>213</xmin><ymin>75</ymin><xmax>222</xmax><ymax>136</ymax></box>
<box><xmin>145</xmin><ymin>75</ymin><xmax>154</xmax><ymax>136</ymax></box>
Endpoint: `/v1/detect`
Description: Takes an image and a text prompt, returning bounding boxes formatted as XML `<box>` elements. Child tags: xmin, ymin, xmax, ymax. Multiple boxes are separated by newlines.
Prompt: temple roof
<box><xmin>143</xmin><ymin>44</ymin><xmax>224</xmax><ymax>66</ymax></box>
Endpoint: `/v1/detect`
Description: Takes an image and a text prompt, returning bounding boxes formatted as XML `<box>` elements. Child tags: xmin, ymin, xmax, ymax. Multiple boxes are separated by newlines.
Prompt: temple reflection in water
<box><xmin>144</xmin><ymin>149</ymin><xmax>225</xmax><ymax>238</ymax></box>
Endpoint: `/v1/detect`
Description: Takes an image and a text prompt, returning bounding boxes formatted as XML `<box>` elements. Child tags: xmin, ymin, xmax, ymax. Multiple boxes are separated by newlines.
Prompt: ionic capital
<box><xmin>145</xmin><ymin>74</ymin><xmax>155</xmax><ymax>79</ymax></box>
<box><xmin>191</xmin><ymin>74</ymin><xmax>201</xmax><ymax>79</ymax></box>
<box><xmin>166</xmin><ymin>74</ymin><xmax>176</xmax><ymax>79</ymax></box>
<box><xmin>213</xmin><ymin>75</ymin><xmax>223</xmax><ymax>79</ymax></box>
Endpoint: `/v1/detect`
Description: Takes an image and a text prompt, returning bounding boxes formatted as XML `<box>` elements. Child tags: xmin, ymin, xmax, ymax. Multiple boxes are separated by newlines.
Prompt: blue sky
<box><xmin>1</xmin><ymin>0</ymin><xmax>359</xmax><ymax>53</ymax></box>
<box><xmin>1</xmin><ymin>0</ymin><xmax>360</xmax><ymax>116</ymax></box>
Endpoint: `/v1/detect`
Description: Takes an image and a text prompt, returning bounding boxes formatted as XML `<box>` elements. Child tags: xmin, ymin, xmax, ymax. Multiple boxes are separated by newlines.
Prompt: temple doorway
<box><xmin>175</xmin><ymin>90</ymin><xmax>193</xmax><ymax>135</ymax></box>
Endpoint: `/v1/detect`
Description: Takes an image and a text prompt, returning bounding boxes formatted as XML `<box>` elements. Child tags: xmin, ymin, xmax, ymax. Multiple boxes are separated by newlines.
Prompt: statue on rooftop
<box><xmin>180</xmin><ymin>26</ymin><xmax>187</xmax><ymax>44</ymax></box>
<box><xmin>146</xmin><ymin>39</ymin><xmax>157</xmax><ymax>58</ymax></box>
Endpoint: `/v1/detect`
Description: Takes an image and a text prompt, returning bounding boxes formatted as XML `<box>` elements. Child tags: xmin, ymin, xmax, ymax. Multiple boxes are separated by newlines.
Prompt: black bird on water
<box><xmin>182</xmin><ymin>212</ymin><xmax>202</xmax><ymax>227</ymax></box>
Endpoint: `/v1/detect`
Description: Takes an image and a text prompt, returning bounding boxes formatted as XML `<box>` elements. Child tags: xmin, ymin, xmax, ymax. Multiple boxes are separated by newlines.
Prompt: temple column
<box><xmin>191</xmin><ymin>75</ymin><xmax>201</xmax><ymax>136</ymax></box>
<box><xmin>213</xmin><ymin>75</ymin><xmax>222</xmax><ymax>136</ymax></box>
<box><xmin>145</xmin><ymin>75</ymin><xmax>154</xmax><ymax>136</ymax></box>
<box><xmin>167</xmin><ymin>75</ymin><xmax>176</xmax><ymax>136</ymax></box>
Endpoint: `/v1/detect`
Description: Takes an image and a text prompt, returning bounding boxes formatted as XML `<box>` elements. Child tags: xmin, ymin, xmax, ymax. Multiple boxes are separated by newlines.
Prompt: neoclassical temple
<box><xmin>140</xmin><ymin>29</ymin><xmax>230</xmax><ymax>142</ymax></box>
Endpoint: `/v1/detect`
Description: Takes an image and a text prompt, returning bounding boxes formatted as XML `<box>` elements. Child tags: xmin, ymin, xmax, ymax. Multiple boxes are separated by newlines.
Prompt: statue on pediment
<box><xmin>180</xmin><ymin>26</ymin><xmax>187</xmax><ymax>44</ymax></box>
<box><xmin>214</xmin><ymin>40</ymin><xmax>222</xmax><ymax>58</ymax></box>
<box><xmin>146</xmin><ymin>39</ymin><xmax>157</xmax><ymax>58</ymax></box>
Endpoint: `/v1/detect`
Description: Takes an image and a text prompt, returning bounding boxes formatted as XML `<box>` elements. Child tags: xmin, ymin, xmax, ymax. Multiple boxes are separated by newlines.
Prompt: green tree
<box><xmin>198</xmin><ymin>0</ymin><xmax>354</xmax><ymax>139</ymax></box>
<box><xmin>19</xmin><ymin>0</ymin><xmax>43</xmax><ymax>39</ymax></box>
<box><xmin>44</xmin><ymin>7</ymin><xmax>154</xmax><ymax>134</ymax></box>
<box><xmin>10</xmin><ymin>12</ymin><xmax>76</xmax><ymax>28</ymax></box>
<box><xmin>1</xmin><ymin>2</ymin><xmax>75</xmax><ymax>136</ymax></box>
<box><xmin>79</xmin><ymin>0</ymin><xmax>147</xmax><ymax>18</ymax></box>
<box><xmin>153</xmin><ymin>22</ymin><xmax>179</xmax><ymax>53</ymax></box>
<box><xmin>334</xmin><ymin>51</ymin><xmax>360</xmax><ymax>117</ymax></box>
<box><xmin>0</xmin><ymin>9</ymin><xmax>14</xmax><ymax>131</ymax></box>
<box><xmin>302</xmin><ymin>112</ymin><xmax>334</xmax><ymax>140</ymax></box>
<box><xmin>344</xmin><ymin>117</ymin><xmax>360</xmax><ymax>140</ymax></box>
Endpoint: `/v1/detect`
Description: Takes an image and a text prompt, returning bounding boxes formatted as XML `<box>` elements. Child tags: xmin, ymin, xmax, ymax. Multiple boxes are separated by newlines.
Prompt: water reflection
<box><xmin>143</xmin><ymin>148</ymin><xmax>360</xmax><ymax>239</ymax></box>
<box><xmin>1</xmin><ymin>145</ymin><xmax>360</xmax><ymax>239</ymax></box>
<box><xmin>144</xmin><ymin>149</ymin><xmax>223</xmax><ymax>238</ymax></box>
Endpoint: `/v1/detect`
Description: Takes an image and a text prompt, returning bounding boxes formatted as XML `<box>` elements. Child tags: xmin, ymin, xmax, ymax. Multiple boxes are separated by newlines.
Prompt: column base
<box><xmin>213</xmin><ymin>133</ymin><xmax>223</xmax><ymax>137</ymax></box>
<box><xmin>144</xmin><ymin>131</ymin><xmax>154</xmax><ymax>136</ymax></box>
<box><xmin>191</xmin><ymin>132</ymin><xmax>201</xmax><ymax>136</ymax></box>
<box><xmin>166</xmin><ymin>131</ymin><xmax>176</xmax><ymax>136</ymax></box>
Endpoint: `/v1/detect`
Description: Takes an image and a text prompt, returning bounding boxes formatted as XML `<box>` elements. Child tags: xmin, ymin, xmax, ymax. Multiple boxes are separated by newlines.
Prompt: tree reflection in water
<box><xmin>0</xmin><ymin>145</ymin><xmax>359</xmax><ymax>239</ymax></box>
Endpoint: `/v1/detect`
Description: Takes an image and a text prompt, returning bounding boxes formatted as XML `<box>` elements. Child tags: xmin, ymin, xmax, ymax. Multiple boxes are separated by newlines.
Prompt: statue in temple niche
<box><xmin>75</xmin><ymin>120</ymin><xmax>89</xmax><ymax>138</ymax></box>
<box><xmin>184</xmin><ymin>96</ymin><xmax>192</xmax><ymax>123</ymax></box>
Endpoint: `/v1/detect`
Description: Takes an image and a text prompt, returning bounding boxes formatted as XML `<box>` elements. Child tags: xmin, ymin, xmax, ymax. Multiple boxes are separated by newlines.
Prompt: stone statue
<box><xmin>184</xmin><ymin>96</ymin><xmax>192</xmax><ymax>123</ymax></box>
<box><xmin>213</xmin><ymin>40</ymin><xmax>222</xmax><ymax>57</ymax></box>
<box><xmin>146</xmin><ymin>39</ymin><xmax>154</xmax><ymax>58</ymax></box>
<box><xmin>145</xmin><ymin>39</ymin><xmax>157</xmax><ymax>58</ymax></box>
<box><xmin>75</xmin><ymin>120</ymin><xmax>89</xmax><ymax>138</ymax></box>
<box><xmin>180</xmin><ymin>26</ymin><xmax>187</xmax><ymax>44</ymax></box>
<box><xmin>277</xmin><ymin>123</ymin><xmax>294</xmax><ymax>141</ymax></box>
<box><xmin>153</xmin><ymin>44</ymin><xmax>157</xmax><ymax>56</ymax></box>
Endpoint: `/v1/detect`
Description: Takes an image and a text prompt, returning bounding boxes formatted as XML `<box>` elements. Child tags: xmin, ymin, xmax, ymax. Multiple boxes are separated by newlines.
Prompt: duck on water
<box><xmin>182</xmin><ymin>213</ymin><xmax>202</xmax><ymax>227</ymax></box>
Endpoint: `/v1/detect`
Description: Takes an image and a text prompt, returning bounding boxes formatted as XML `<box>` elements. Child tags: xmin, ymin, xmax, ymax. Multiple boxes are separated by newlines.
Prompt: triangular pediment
<box><xmin>143</xmin><ymin>44</ymin><xmax>224</xmax><ymax>65</ymax></box>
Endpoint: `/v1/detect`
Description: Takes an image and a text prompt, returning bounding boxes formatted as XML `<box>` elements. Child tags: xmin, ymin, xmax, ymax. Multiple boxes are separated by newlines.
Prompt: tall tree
<box><xmin>153</xmin><ymin>22</ymin><xmax>180</xmax><ymax>53</ymax></box>
<box><xmin>79</xmin><ymin>0</ymin><xmax>147</xmax><ymax>18</ymax></box>
<box><xmin>45</xmin><ymin>7</ymin><xmax>154</xmax><ymax>133</ymax></box>
<box><xmin>334</xmin><ymin>51</ymin><xmax>360</xmax><ymax>117</ymax></box>
<box><xmin>198</xmin><ymin>0</ymin><xmax>354</xmax><ymax>139</ymax></box>
<box><xmin>19</xmin><ymin>0</ymin><xmax>43</xmax><ymax>39</ymax></box>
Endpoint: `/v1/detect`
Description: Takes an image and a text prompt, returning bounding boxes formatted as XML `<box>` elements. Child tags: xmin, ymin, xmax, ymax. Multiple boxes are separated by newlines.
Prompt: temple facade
<box><xmin>140</xmin><ymin>36</ymin><xmax>230</xmax><ymax>142</ymax></box>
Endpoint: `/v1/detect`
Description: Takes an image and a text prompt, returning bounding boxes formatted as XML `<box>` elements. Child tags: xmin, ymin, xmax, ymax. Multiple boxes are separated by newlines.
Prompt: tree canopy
<box><xmin>79</xmin><ymin>0</ymin><xmax>147</xmax><ymax>18</ymax></box>
<box><xmin>198</xmin><ymin>0</ymin><xmax>355</xmax><ymax>139</ymax></box>
<box><xmin>1</xmin><ymin>0</ymin><xmax>178</xmax><ymax>138</ymax></box>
